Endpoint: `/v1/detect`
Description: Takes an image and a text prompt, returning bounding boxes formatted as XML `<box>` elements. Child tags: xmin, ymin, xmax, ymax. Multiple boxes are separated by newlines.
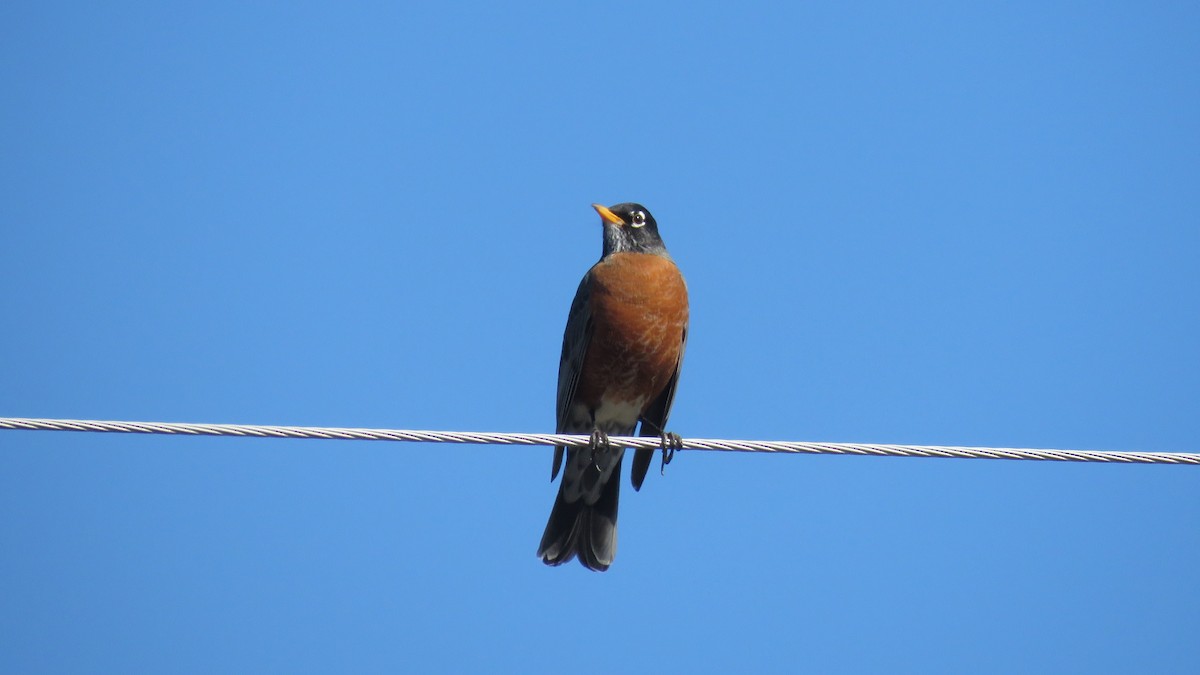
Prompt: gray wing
<box><xmin>631</xmin><ymin>325</ymin><xmax>688</xmax><ymax>491</ymax></box>
<box><xmin>551</xmin><ymin>272</ymin><xmax>594</xmax><ymax>481</ymax></box>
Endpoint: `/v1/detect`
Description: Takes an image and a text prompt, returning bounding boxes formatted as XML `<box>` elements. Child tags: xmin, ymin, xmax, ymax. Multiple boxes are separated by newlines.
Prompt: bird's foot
<box><xmin>589</xmin><ymin>429</ymin><xmax>611</xmax><ymax>473</ymax></box>
<box><xmin>659</xmin><ymin>432</ymin><xmax>682</xmax><ymax>475</ymax></box>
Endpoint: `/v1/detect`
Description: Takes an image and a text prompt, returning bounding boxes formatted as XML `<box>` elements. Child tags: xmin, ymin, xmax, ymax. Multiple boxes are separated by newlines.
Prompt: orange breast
<box><xmin>575</xmin><ymin>252</ymin><xmax>689</xmax><ymax>410</ymax></box>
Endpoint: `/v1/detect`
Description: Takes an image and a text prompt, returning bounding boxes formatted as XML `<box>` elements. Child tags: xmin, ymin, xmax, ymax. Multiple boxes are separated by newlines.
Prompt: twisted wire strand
<box><xmin>0</xmin><ymin>417</ymin><xmax>1195</xmax><ymax>465</ymax></box>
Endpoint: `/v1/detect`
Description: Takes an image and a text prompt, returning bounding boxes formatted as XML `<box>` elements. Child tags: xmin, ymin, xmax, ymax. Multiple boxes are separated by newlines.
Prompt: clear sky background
<box><xmin>2</xmin><ymin>2</ymin><xmax>1198</xmax><ymax>673</ymax></box>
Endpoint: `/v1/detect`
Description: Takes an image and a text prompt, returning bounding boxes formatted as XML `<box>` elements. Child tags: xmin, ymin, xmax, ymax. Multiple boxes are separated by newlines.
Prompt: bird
<box><xmin>537</xmin><ymin>202</ymin><xmax>689</xmax><ymax>571</ymax></box>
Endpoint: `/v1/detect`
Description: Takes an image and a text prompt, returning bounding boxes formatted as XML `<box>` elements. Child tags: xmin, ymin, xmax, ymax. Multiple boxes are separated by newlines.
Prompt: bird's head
<box><xmin>593</xmin><ymin>203</ymin><xmax>668</xmax><ymax>257</ymax></box>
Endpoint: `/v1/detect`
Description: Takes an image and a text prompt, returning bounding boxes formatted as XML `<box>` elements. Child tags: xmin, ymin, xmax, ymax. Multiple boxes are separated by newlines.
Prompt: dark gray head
<box><xmin>592</xmin><ymin>202</ymin><xmax>669</xmax><ymax>258</ymax></box>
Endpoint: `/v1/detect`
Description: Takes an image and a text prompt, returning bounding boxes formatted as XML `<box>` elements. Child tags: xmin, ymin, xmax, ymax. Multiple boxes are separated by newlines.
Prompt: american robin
<box><xmin>537</xmin><ymin>202</ymin><xmax>689</xmax><ymax>571</ymax></box>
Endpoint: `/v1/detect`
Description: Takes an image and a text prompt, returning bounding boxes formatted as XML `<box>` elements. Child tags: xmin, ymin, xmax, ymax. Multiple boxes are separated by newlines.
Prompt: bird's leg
<box><xmin>589</xmin><ymin>428</ymin><xmax>611</xmax><ymax>473</ymax></box>
<box><xmin>659</xmin><ymin>431</ymin><xmax>682</xmax><ymax>475</ymax></box>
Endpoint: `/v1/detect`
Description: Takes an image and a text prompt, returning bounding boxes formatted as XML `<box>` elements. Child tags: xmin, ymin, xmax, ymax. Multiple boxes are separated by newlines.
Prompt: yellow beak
<box><xmin>591</xmin><ymin>203</ymin><xmax>624</xmax><ymax>226</ymax></box>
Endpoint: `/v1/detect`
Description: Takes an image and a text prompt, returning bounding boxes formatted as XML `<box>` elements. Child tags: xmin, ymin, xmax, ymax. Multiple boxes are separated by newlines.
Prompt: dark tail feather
<box><xmin>631</xmin><ymin>448</ymin><xmax>653</xmax><ymax>491</ymax></box>
<box><xmin>537</xmin><ymin>457</ymin><xmax>622</xmax><ymax>572</ymax></box>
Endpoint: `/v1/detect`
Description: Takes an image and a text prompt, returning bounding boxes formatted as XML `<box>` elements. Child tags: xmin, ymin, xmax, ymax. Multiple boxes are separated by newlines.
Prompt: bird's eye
<box><xmin>631</xmin><ymin>211</ymin><xmax>647</xmax><ymax>228</ymax></box>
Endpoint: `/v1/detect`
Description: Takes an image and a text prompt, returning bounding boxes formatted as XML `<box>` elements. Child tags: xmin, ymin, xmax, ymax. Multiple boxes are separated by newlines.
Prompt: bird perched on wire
<box><xmin>537</xmin><ymin>202</ymin><xmax>689</xmax><ymax>571</ymax></box>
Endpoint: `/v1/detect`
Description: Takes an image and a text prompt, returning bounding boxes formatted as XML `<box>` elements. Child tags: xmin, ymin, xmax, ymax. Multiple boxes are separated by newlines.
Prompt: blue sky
<box><xmin>2</xmin><ymin>2</ymin><xmax>1198</xmax><ymax>672</ymax></box>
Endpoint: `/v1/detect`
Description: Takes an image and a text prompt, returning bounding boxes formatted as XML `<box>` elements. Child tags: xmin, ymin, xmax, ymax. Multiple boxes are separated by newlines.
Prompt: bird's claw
<box><xmin>589</xmin><ymin>429</ymin><xmax>610</xmax><ymax>473</ymax></box>
<box><xmin>659</xmin><ymin>432</ymin><xmax>682</xmax><ymax>475</ymax></box>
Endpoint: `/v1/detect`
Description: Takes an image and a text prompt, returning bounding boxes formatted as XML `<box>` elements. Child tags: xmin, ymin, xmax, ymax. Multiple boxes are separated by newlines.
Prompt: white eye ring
<box><xmin>631</xmin><ymin>211</ymin><xmax>647</xmax><ymax>228</ymax></box>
